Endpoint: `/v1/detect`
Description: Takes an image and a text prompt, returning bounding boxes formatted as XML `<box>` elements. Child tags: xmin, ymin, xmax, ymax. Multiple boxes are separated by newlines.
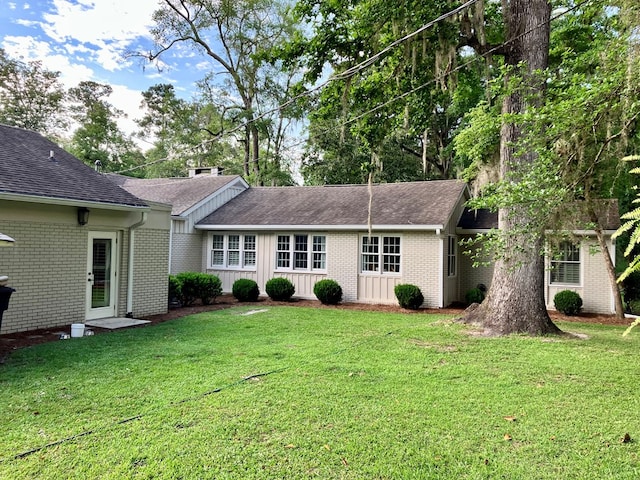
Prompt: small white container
<box><xmin>70</xmin><ymin>323</ymin><xmax>85</xmax><ymax>338</ymax></box>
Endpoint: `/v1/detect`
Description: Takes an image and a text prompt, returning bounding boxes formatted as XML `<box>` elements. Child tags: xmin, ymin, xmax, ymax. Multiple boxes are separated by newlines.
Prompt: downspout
<box><xmin>126</xmin><ymin>212</ymin><xmax>148</xmax><ymax>317</ymax></box>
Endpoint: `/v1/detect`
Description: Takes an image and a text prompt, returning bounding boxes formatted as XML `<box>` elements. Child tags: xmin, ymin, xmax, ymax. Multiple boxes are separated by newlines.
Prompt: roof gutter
<box><xmin>126</xmin><ymin>212</ymin><xmax>148</xmax><ymax>317</ymax></box>
<box><xmin>0</xmin><ymin>192</ymin><xmax>149</xmax><ymax>212</ymax></box>
<box><xmin>194</xmin><ymin>223</ymin><xmax>445</xmax><ymax>231</ymax></box>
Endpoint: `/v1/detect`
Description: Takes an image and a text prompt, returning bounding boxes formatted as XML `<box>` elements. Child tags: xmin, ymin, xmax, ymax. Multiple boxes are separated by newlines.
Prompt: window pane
<box><xmin>212</xmin><ymin>234</ymin><xmax>224</xmax><ymax>266</ymax></box>
<box><xmin>244</xmin><ymin>251</ymin><xmax>256</xmax><ymax>267</ymax></box>
<box><xmin>277</xmin><ymin>235</ymin><xmax>289</xmax><ymax>251</ymax></box>
<box><xmin>382</xmin><ymin>236</ymin><xmax>401</xmax><ymax>273</ymax></box>
<box><xmin>551</xmin><ymin>242</ymin><xmax>580</xmax><ymax>284</ymax></box>
<box><xmin>277</xmin><ymin>252</ymin><xmax>290</xmax><ymax>268</ymax></box>
<box><xmin>212</xmin><ymin>250</ymin><xmax>224</xmax><ymax>266</ymax></box>
<box><xmin>228</xmin><ymin>251</ymin><xmax>240</xmax><ymax>266</ymax></box>
<box><xmin>312</xmin><ymin>236</ymin><xmax>326</xmax><ymax>269</ymax></box>
<box><xmin>448</xmin><ymin>236</ymin><xmax>457</xmax><ymax>277</ymax></box>
<box><xmin>228</xmin><ymin>235</ymin><xmax>240</xmax><ymax>250</ymax></box>
<box><xmin>244</xmin><ymin>235</ymin><xmax>256</xmax><ymax>251</ymax></box>
<box><xmin>294</xmin><ymin>252</ymin><xmax>308</xmax><ymax>269</ymax></box>
<box><xmin>212</xmin><ymin>235</ymin><xmax>224</xmax><ymax>249</ymax></box>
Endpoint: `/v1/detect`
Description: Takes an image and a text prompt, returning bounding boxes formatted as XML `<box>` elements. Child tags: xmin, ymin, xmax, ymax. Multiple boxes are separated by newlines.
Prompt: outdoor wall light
<box><xmin>77</xmin><ymin>207</ymin><xmax>90</xmax><ymax>226</ymax></box>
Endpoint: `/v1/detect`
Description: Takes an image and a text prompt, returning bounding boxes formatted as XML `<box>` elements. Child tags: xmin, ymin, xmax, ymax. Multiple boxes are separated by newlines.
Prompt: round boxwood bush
<box><xmin>394</xmin><ymin>284</ymin><xmax>424</xmax><ymax>310</ymax></box>
<box><xmin>265</xmin><ymin>277</ymin><xmax>295</xmax><ymax>301</ymax></box>
<box><xmin>553</xmin><ymin>289</ymin><xmax>583</xmax><ymax>315</ymax></box>
<box><xmin>232</xmin><ymin>278</ymin><xmax>260</xmax><ymax>302</ymax></box>
<box><xmin>313</xmin><ymin>279</ymin><xmax>343</xmax><ymax>305</ymax></box>
<box><xmin>465</xmin><ymin>287</ymin><xmax>485</xmax><ymax>305</ymax></box>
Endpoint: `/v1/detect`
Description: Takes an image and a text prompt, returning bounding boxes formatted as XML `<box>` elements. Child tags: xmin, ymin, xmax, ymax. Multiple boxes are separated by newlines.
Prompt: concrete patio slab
<box><xmin>85</xmin><ymin>318</ymin><xmax>151</xmax><ymax>330</ymax></box>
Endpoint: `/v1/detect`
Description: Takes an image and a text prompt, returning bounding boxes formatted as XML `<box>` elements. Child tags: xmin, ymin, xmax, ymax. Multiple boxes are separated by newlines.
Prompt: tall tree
<box><xmin>0</xmin><ymin>49</ymin><xmax>66</xmax><ymax>137</ymax></box>
<box><xmin>461</xmin><ymin>0</ymin><xmax>562</xmax><ymax>335</ymax></box>
<box><xmin>67</xmin><ymin>81</ymin><xmax>140</xmax><ymax>173</ymax></box>
<box><xmin>142</xmin><ymin>0</ymin><xmax>300</xmax><ymax>185</ymax></box>
<box><xmin>282</xmin><ymin>0</ymin><xmax>486</xmax><ymax>185</ymax></box>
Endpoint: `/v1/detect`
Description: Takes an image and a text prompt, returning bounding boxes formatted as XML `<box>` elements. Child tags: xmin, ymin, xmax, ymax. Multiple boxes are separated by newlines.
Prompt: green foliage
<box><xmin>198</xmin><ymin>273</ymin><xmax>223</xmax><ymax>305</ymax></box>
<box><xmin>313</xmin><ymin>279</ymin><xmax>343</xmax><ymax>305</ymax></box>
<box><xmin>627</xmin><ymin>299</ymin><xmax>640</xmax><ymax>315</ymax></box>
<box><xmin>614</xmin><ymin>157</ymin><xmax>640</xmax><ymax>285</ymax></box>
<box><xmin>265</xmin><ymin>277</ymin><xmax>295</xmax><ymax>301</ymax></box>
<box><xmin>175</xmin><ymin>272</ymin><xmax>222</xmax><ymax>306</ymax></box>
<box><xmin>553</xmin><ymin>290</ymin><xmax>583</xmax><ymax>316</ymax></box>
<box><xmin>168</xmin><ymin>275</ymin><xmax>182</xmax><ymax>305</ymax></box>
<box><xmin>465</xmin><ymin>288</ymin><xmax>485</xmax><ymax>305</ymax></box>
<box><xmin>0</xmin><ymin>49</ymin><xmax>67</xmax><ymax>136</ymax></box>
<box><xmin>232</xmin><ymin>278</ymin><xmax>260</xmax><ymax>302</ymax></box>
<box><xmin>394</xmin><ymin>284</ymin><xmax>424</xmax><ymax>310</ymax></box>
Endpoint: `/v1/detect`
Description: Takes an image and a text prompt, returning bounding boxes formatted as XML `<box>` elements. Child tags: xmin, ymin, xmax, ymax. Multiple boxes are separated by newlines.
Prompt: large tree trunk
<box><xmin>463</xmin><ymin>0</ymin><xmax>561</xmax><ymax>335</ymax></box>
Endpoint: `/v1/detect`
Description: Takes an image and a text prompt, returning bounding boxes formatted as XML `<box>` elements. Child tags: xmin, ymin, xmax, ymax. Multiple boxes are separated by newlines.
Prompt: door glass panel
<box><xmin>92</xmin><ymin>239</ymin><xmax>111</xmax><ymax>308</ymax></box>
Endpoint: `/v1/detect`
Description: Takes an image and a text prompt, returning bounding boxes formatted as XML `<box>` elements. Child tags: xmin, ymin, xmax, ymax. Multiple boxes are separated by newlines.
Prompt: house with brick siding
<box><xmin>107</xmin><ymin>169</ymin><xmax>249</xmax><ymax>275</ymax></box>
<box><xmin>114</xmin><ymin>168</ymin><xmax>620</xmax><ymax>315</ymax></box>
<box><xmin>0</xmin><ymin>124</ymin><xmax>171</xmax><ymax>334</ymax></box>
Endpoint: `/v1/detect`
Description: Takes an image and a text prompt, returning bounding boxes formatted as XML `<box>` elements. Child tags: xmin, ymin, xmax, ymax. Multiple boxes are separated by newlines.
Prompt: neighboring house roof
<box><xmin>197</xmin><ymin>180</ymin><xmax>468</xmax><ymax>230</ymax></box>
<box><xmin>458</xmin><ymin>200</ymin><xmax>620</xmax><ymax>232</ymax></box>
<box><xmin>107</xmin><ymin>174</ymin><xmax>247</xmax><ymax>216</ymax></box>
<box><xmin>0</xmin><ymin>124</ymin><xmax>147</xmax><ymax>209</ymax></box>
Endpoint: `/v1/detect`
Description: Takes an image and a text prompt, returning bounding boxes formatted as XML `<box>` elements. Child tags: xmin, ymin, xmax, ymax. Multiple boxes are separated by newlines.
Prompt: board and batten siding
<box><xmin>172</xmin><ymin>186</ymin><xmax>247</xmax><ymax>234</ymax></box>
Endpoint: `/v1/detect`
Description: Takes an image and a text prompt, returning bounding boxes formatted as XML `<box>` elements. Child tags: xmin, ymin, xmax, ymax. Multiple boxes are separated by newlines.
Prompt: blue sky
<box><xmin>0</xmin><ymin>0</ymin><xmax>206</xmax><ymax>139</ymax></box>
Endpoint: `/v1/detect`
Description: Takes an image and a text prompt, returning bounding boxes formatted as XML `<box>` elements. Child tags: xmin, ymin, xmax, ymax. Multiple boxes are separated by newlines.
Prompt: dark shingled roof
<box><xmin>197</xmin><ymin>180</ymin><xmax>467</xmax><ymax>228</ymax></box>
<box><xmin>458</xmin><ymin>200</ymin><xmax>620</xmax><ymax>231</ymax></box>
<box><xmin>107</xmin><ymin>174</ymin><xmax>243</xmax><ymax>216</ymax></box>
<box><xmin>0</xmin><ymin>124</ymin><xmax>147</xmax><ymax>208</ymax></box>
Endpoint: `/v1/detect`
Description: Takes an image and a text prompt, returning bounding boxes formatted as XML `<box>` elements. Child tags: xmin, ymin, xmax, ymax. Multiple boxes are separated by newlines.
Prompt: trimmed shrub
<box><xmin>232</xmin><ymin>278</ymin><xmax>260</xmax><ymax>302</ymax></box>
<box><xmin>265</xmin><ymin>277</ymin><xmax>295</xmax><ymax>301</ymax></box>
<box><xmin>175</xmin><ymin>272</ymin><xmax>200</xmax><ymax>306</ymax></box>
<box><xmin>553</xmin><ymin>290</ymin><xmax>583</xmax><ymax>315</ymax></box>
<box><xmin>168</xmin><ymin>275</ymin><xmax>182</xmax><ymax>306</ymax></box>
<box><xmin>394</xmin><ymin>284</ymin><xmax>424</xmax><ymax>310</ymax></box>
<box><xmin>629</xmin><ymin>299</ymin><xmax>640</xmax><ymax>315</ymax></box>
<box><xmin>313</xmin><ymin>279</ymin><xmax>343</xmax><ymax>305</ymax></box>
<box><xmin>199</xmin><ymin>273</ymin><xmax>223</xmax><ymax>305</ymax></box>
<box><xmin>465</xmin><ymin>287</ymin><xmax>485</xmax><ymax>305</ymax></box>
<box><xmin>175</xmin><ymin>272</ymin><xmax>222</xmax><ymax>306</ymax></box>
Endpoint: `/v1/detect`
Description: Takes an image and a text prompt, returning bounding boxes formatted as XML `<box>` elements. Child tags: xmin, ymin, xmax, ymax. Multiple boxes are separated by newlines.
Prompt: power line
<box><xmin>120</xmin><ymin>0</ymin><xmax>593</xmax><ymax>175</ymax></box>
<box><xmin>115</xmin><ymin>1</ymin><xmax>475</xmax><ymax>175</ymax></box>
<box><xmin>279</xmin><ymin>0</ymin><xmax>595</xmax><ymax>154</ymax></box>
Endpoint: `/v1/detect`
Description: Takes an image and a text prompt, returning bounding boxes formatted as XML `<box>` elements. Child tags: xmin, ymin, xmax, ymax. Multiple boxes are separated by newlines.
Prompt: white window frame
<box><xmin>447</xmin><ymin>235</ymin><xmax>457</xmax><ymax>277</ymax></box>
<box><xmin>275</xmin><ymin>233</ymin><xmax>327</xmax><ymax>272</ymax></box>
<box><xmin>360</xmin><ymin>235</ymin><xmax>402</xmax><ymax>275</ymax></box>
<box><xmin>209</xmin><ymin>233</ymin><xmax>257</xmax><ymax>270</ymax></box>
<box><xmin>550</xmin><ymin>241</ymin><xmax>581</xmax><ymax>286</ymax></box>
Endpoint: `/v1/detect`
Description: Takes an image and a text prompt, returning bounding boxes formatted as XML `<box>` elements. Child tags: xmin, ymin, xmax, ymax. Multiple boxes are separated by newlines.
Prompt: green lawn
<box><xmin>1</xmin><ymin>307</ymin><xmax>640</xmax><ymax>479</ymax></box>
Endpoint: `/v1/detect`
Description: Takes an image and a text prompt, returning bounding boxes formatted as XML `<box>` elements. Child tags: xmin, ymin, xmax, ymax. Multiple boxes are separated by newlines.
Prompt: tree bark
<box><xmin>462</xmin><ymin>0</ymin><xmax>561</xmax><ymax>335</ymax></box>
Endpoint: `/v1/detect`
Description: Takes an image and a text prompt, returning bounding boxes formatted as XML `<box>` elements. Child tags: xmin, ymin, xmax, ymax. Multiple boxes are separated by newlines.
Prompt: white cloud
<box><xmin>39</xmin><ymin>0</ymin><xmax>158</xmax><ymax>71</ymax></box>
<box><xmin>2</xmin><ymin>35</ymin><xmax>94</xmax><ymax>86</ymax></box>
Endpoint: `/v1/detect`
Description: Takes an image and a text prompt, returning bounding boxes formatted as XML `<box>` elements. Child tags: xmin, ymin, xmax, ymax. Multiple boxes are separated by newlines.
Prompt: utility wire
<box><xmin>116</xmin><ymin>0</ymin><xmax>593</xmax><ymax>174</ymax></box>
<box><xmin>115</xmin><ymin>0</ymin><xmax>480</xmax><ymax>174</ymax></box>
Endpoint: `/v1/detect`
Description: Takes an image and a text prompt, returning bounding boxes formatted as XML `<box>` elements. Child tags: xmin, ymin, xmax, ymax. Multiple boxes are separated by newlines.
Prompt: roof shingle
<box><xmin>108</xmin><ymin>174</ymin><xmax>243</xmax><ymax>215</ymax></box>
<box><xmin>0</xmin><ymin>124</ymin><xmax>147</xmax><ymax>208</ymax></box>
<box><xmin>197</xmin><ymin>180</ymin><xmax>467</xmax><ymax>228</ymax></box>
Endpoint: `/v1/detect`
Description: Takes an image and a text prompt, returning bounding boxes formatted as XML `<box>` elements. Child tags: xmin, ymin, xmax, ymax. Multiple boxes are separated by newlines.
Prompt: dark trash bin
<box><xmin>0</xmin><ymin>286</ymin><xmax>15</xmax><ymax>331</ymax></box>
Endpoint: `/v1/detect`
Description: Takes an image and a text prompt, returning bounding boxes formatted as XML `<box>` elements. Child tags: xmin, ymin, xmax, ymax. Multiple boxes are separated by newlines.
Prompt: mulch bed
<box><xmin>0</xmin><ymin>294</ymin><xmax>632</xmax><ymax>361</ymax></box>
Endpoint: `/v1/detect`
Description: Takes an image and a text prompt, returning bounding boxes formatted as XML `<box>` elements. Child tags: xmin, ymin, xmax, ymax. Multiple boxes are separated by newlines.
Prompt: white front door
<box><xmin>86</xmin><ymin>231</ymin><xmax>118</xmax><ymax>320</ymax></box>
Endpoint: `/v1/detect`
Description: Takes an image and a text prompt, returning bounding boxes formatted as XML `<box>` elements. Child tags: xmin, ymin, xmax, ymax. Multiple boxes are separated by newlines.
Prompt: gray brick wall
<box><xmin>132</xmin><ymin>228</ymin><xmax>170</xmax><ymax>317</ymax></box>
<box><xmin>0</xmin><ymin>220</ymin><xmax>87</xmax><ymax>333</ymax></box>
<box><xmin>171</xmin><ymin>232</ymin><xmax>204</xmax><ymax>274</ymax></box>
